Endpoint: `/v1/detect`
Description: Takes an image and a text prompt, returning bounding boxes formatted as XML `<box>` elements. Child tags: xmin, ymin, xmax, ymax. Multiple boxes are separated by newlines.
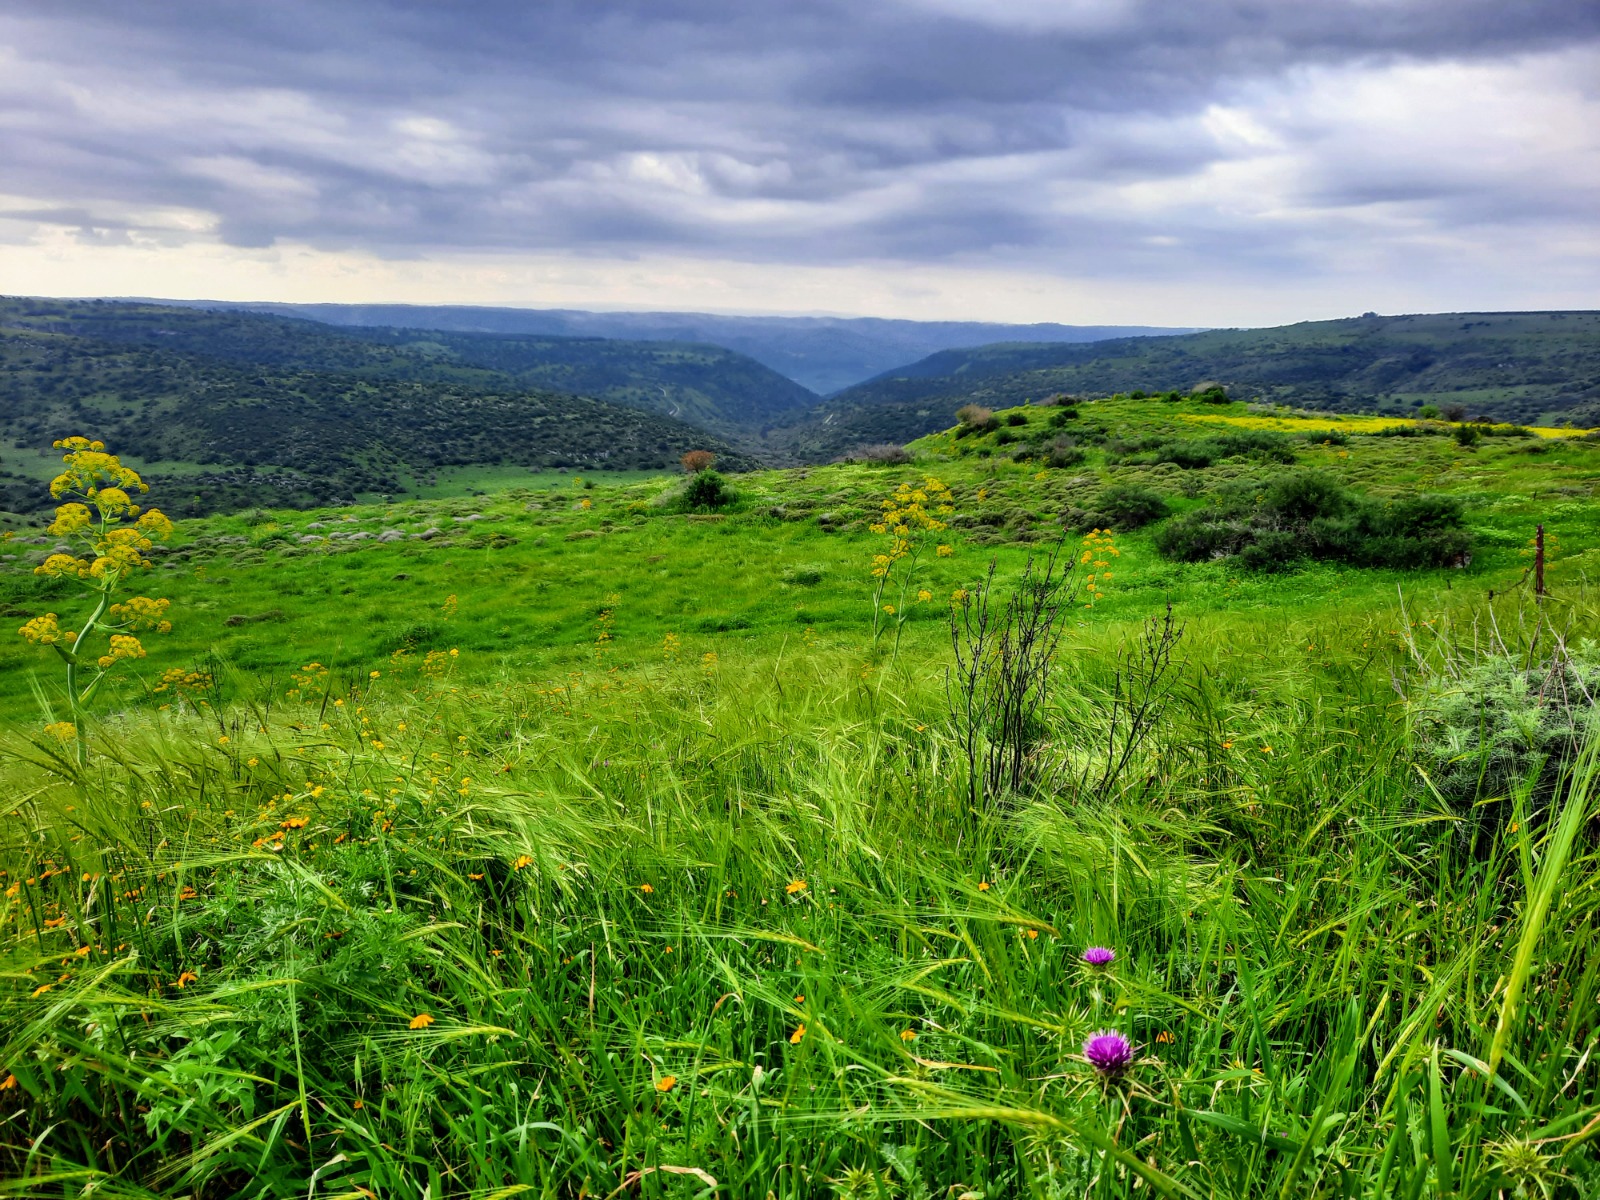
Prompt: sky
<box><xmin>1</xmin><ymin>0</ymin><xmax>1597</xmax><ymax>326</ymax></box>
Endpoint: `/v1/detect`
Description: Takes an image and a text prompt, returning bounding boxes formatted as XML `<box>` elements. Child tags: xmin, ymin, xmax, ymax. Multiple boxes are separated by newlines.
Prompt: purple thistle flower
<box><xmin>1083</xmin><ymin>1030</ymin><xmax>1134</xmax><ymax>1076</ymax></box>
<box><xmin>1082</xmin><ymin>946</ymin><xmax>1115</xmax><ymax>968</ymax></box>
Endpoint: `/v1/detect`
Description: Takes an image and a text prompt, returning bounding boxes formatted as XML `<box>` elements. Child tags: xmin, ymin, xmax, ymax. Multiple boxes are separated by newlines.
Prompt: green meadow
<box><xmin>3</xmin><ymin>396</ymin><xmax>1600</xmax><ymax>1198</ymax></box>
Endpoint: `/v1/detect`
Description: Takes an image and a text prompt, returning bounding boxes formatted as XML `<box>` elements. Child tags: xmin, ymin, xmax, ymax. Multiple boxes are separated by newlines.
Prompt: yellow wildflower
<box><xmin>786</xmin><ymin>879</ymin><xmax>807</xmax><ymax>895</ymax></box>
<box><xmin>409</xmin><ymin>1013</ymin><xmax>435</xmax><ymax>1029</ymax></box>
<box><xmin>790</xmin><ymin>1023</ymin><xmax>806</xmax><ymax>1044</ymax></box>
<box><xmin>656</xmin><ymin>1075</ymin><xmax>677</xmax><ymax>1092</ymax></box>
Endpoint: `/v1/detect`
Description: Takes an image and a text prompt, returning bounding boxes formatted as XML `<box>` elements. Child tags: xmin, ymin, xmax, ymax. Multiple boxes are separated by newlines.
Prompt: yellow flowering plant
<box><xmin>16</xmin><ymin>437</ymin><xmax>176</xmax><ymax>764</ymax></box>
<box><xmin>868</xmin><ymin>475</ymin><xmax>955</xmax><ymax>644</ymax></box>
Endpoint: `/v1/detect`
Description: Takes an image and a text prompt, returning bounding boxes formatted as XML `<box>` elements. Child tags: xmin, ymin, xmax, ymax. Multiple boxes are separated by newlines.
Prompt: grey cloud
<box><xmin>1</xmin><ymin>1</ymin><xmax>1597</xmax><ymax>284</ymax></box>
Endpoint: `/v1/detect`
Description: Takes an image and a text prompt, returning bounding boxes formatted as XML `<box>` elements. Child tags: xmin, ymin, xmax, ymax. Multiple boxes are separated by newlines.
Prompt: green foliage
<box><xmin>681</xmin><ymin>468</ymin><xmax>733</xmax><ymax>511</ymax></box>
<box><xmin>1155</xmin><ymin>469</ymin><xmax>1472</xmax><ymax>570</ymax></box>
<box><xmin>1070</xmin><ymin>484</ymin><xmax>1169</xmax><ymax>532</ymax></box>
<box><xmin>1409</xmin><ymin>639</ymin><xmax>1600</xmax><ymax>838</ymax></box>
<box><xmin>1108</xmin><ymin>428</ymin><xmax>1297</xmax><ymax>468</ymax></box>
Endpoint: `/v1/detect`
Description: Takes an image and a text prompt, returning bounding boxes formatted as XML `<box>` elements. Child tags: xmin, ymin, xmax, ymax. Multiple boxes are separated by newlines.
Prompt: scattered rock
<box><xmin>413</xmin><ymin>528</ymin><xmax>442</xmax><ymax>540</ymax></box>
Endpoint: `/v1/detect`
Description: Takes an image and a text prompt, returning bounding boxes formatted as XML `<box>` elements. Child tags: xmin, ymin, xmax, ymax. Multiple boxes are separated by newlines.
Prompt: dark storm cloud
<box><xmin>2</xmin><ymin>0</ymin><xmax>1598</xmax><ymax>274</ymax></box>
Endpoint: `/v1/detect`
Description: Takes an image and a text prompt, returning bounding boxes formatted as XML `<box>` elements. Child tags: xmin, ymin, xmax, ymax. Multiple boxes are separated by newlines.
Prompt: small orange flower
<box><xmin>790</xmin><ymin>1023</ymin><xmax>806</xmax><ymax>1044</ymax></box>
<box><xmin>640</xmin><ymin>883</ymin><xmax>654</xmax><ymax>893</ymax></box>
<box><xmin>0</xmin><ymin>1074</ymin><xmax>15</xmax><ymax>1090</ymax></box>
<box><xmin>794</xmin><ymin>994</ymin><xmax>805</xmax><ymax>1004</ymax></box>
<box><xmin>1221</xmin><ymin>741</ymin><xmax>1234</xmax><ymax>749</ymax></box>
<box><xmin>512</xmin><ymin>855</ymin><xmax>534</xmax><ymax>870</ymax></box>
<box><xmin>656</xmin><ymin>1075</ymin><xmax>677</xmax><ymax>1092</ymax></box>
<box><xmin>1026</xmin><ymin>929</ymin><xmax>1038</xmax><ymax>940</ymax></box>
<box><xmin>468</xmin><ymin>873</ymin><xmax>484</xmax><ymax>881</ymax></box>
<box><xmin>352</xmin><ymin>1098</ymin><xmax>364</xmax><ymax>1109</ymax></box>
<box><xmin>1155</xmin><ymin>1030</ymin><xmax>1175</xmax><ymax>1044</ymax></box>
<box><xmin>900</xmin><ymin>1028</ymin><xmax>917</xmax><ymax>1042</ymax></box>
<box><xmin>786</xmin><ymin>880</ymin><xmax>807</xmax><ymax>895</ymax></box>
<box><xmin>281</xmin><ymin>816</ymin><xmax>309</xmax><ymax>830</ymax></box>
<box><xmin>31</xmin><ymin>984</ymin><xmax>51</xmax><ymax>998</ymax></box>
<box><xmin>978</xmin><ymin>880</ymin><xmax>990</xmax><ymax>892</ymax></box>
<box><xmin>175</xmin><ymin>970</ymin><xmax>198</xmax><ymax>988</ymax></box>
<box><xmin>409</xmin><ymin>1013</ymin><xmax>435</xmax><ymax>1030</ymax></box>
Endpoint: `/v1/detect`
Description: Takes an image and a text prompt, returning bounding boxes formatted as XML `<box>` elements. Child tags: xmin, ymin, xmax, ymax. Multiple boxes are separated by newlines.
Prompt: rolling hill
<box><xmin>773</xmin><ymin>310</ymin><xmax>1600</xmax><ymax>458</ymax></box>
<box><xmin>0</xmin><ymin>298</ymin><xmax>754</xmax><ymax>515</ymax></box>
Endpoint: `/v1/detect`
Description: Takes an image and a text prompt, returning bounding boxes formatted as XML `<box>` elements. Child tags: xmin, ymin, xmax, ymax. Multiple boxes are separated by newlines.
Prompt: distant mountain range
<box><xmin>134</xmin><ymin>299</ymin><xmax>1193</xmax><ymax>395</ymax></box>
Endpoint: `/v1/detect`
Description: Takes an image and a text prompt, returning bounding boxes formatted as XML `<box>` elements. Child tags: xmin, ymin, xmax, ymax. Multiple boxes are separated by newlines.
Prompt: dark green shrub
<box><xmin>1154</xmin><ymin>470</ymin><xmax>1470</xmax><ymax>570</ymax></box>
<box><xmin>1193</xmin><ymin>384</ymin><xmax>1231</xmax><ymax>404</ymax></box>
<box><xmin>1097</xmin><ymin>485</ymin><xmax>1169</xmax><ymax>529</ymax></box>
<box><xmin>1304</xmin><ymin>429</ymin><xmax>1349</xmax><ymax>446</ymax></box>
<box><xmin>682</xmin><ymin>469</ymin><xmax>733</xmax><ymax>511</ymax></box>
<box><xmin>1005</xmin><ymin>412</ymin><xmax>1029</xmax><ymax>427</ymax></box>
<box><xmin>994</xmin><ymin>429</ymin><xmax>1017</xmax><ymax>446</ymax></box>
<box><xmin>1049</xmin><ymin>407</ymin><xmax>1079</xmax><ymax>427</ymax></box>
<box><xmin>1417</xmin><ymin>404</ymin><xmax>1442</xmax><ymax>419</ymax></box>
<box><xmin>1454</xmin><ymin>424</ymin><xmax>1481</xmax><ymax>447</ymax></box>
<box><xmin>1067</xmin><ymin>484</ymin><xmax>1169</xmax><ymax>532</ymax></box>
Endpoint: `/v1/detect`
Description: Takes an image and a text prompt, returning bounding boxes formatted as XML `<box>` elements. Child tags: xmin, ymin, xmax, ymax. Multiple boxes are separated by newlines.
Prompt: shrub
<box><xmin>682</xmin><ymin>469</ymin><xmax>733</xmax><ymax>511</ymax></box>
<box><xmin>1441</xmin><ymin>403</ymin><xmax>1468</xmax><ymax>422</ymax></box>
<box><xmin>1049</xmin><ymin>407</ymin><xmax>1080</xmax><ymax>427</ymax></box>
<box><xmin>1045</xmin><ymin>437</ymin><xmax>1085</xmax><ymax>469</ymax></box>
<box><xmin>1192</xmin><ymin>383</ymin><xmax>1231</xmax><ymax>404</ymax></box>
<box><xmin>1417</xmin><ymin>404</ymin><xmax>1442</xmax><ymax>419</ymax></box>
<box><xmin>955</xmin><ymin>405</ymin><xmax>998</xmax><ymax>437</ymax></box>
<box><xmin>844</xmin><ymin>443</ymin><xmax>911</xmax><ymax>465</ymax></box>
<box><xmin>1409</xmin><ymin>642</ymin><xmax>1600</xmax><ymax>845</ymax></box>
<box><xmin>1096</xmin><ymin>485</ymin><xmax>1169</xmax><ymax>529</ymax></box>
<box><xmin>1153</xmin><ymin>469</ymin><xmax>1471</xmax><ymax>570</ymax></box>
<box><xmin>1005</xmin><ymin>412</ymin><xmax>1029</xmax><ymax>427</ymax></box>
<box><xmin>994</xmin><ymin>429</ymin><xmax>1017</xmax><ymax>446</ymax></box>
<box><xmin>1454</xmin><ymin>424</ymin><xmax>1481</xmax><ymax>447</ymax></box>
<box><xmin>681</xmin><ymin>449</ymin><xmax>717</xmax><ymax>473</ymax></box>
<box><xmin>1066</xmin><ymin>484</ymin><xmax>1169</xmax><ymax>532</ymax></box>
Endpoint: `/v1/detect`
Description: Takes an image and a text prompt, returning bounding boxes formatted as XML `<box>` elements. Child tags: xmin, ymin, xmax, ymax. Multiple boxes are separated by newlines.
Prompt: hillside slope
<box><xmin>774</xmin><ymin>311</ymin><xmax>1600</xmax><ymax>457</ymax></box>
<box><xmin>2</xmin><ymin>298</ymin><xmax>815</xmax><ymax>438</ymax></box>
<box><xmin>0</xmin><ymin>299</ymin><xmax>750</xmax><ymax>515</ymax></box>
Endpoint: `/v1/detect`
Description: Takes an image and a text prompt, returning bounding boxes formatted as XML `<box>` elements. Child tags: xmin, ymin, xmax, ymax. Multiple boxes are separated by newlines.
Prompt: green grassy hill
<box><xmin>4</xmin><ymin>396</ymin><xmax>1600</xmax><ymax>1196</ymax></box>
<box><xmin>778</xmin><ymin>311</ymin><xmax>1600</xmax><ymax>458</ymax></box>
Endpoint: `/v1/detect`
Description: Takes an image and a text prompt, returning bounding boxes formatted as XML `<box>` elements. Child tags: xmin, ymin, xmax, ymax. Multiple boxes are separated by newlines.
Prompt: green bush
<box><xmin>1005</xmin><ymin>412</ymin><xmax>1029</xmax><ymax>427</ymax></box>
<box><xmin>1409</xmin><ymin>645</ymin><xmax>1599</xmax><ymax>843</ymax></box>
<box><xmin>1154</xmin><ymin>470</ymin><xmax>1471</xmax><ymax>570</ymax></box>
<box><xmin>682</xmin><ymin>469</ymin><xmax>733</xmax><ymax>511</ymax></box>
<box><xmin>1066</xmin><ymin>484</ymin><xmax>1169</xmax><ymax>532</ymax></box>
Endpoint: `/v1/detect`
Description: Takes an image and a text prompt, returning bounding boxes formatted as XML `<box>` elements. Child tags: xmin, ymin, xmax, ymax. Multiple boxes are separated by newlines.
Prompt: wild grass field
<box><xmin>3</xmin><ymin>395</ymin><xmax>1600</xmax><ymax>1198</ymax></box>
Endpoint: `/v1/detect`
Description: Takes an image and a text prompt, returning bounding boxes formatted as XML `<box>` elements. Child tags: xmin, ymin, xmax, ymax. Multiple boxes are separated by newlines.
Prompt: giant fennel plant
<box><xmin>17</xmin><ymin>437</ymin><xmax>175</xmax><ymax>765</ymax></box>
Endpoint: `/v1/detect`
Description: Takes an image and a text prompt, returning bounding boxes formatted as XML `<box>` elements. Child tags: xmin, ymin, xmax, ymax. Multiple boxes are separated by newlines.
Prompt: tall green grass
<box><xmin>3</xmin><ymin>601</ymin><xmax>1597</xmax><ymax>1197</ymax></box>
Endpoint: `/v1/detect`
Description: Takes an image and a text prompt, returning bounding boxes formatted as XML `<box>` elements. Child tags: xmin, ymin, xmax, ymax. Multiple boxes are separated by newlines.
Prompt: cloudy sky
<box><xmin>1</xmin><ymin>1</ymin><xmax>1597</xmax><ymax>325</ymax></box>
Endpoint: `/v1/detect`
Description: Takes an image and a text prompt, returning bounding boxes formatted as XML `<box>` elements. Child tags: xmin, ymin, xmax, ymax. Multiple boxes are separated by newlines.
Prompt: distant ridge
<box><xmin>129</xmin><ymin>299</ymin><xmax>1196</xmax><ymax>395</ymax></box>
<box><xmin>769</xmin><ymin>310</ymin><xmax>1600</xmax><ymax>459</ymax></box>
